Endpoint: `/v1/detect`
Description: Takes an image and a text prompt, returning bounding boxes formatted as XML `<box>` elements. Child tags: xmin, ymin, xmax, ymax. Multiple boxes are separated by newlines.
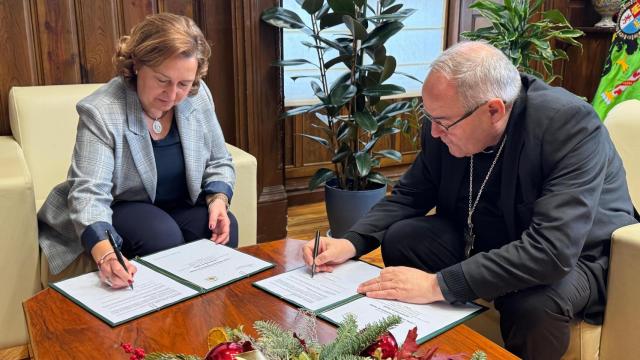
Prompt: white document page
<box><xmin>253</xmin><ymin>260</ymin><xmax>381</xmax><ymax>312</ymax></box>
<box><xmin>53</xmin><ymin>261</ymin><xmax>199</xmax><ymax>325</ymax></box>
<box><xmin>141</xmin><ymin>239</ymin><xmax>272</xmax><ymax>290</ymax></box>
<box><xmin>322</xmin><ymin>296</ymin><xmax>482</xmax><ymax>345</ymax></box>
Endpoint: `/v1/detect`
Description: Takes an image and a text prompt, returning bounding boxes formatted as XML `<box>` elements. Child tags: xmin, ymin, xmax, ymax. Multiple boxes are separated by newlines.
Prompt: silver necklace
<box><xmin>142</xmin><ymin>108</ymin><xmax>167</xmax><ymax>134</ymax></box>
<box><xmin>465</xmin><ymin>135</ymin><xmax>508</xmax><ymax>258</ymax></box>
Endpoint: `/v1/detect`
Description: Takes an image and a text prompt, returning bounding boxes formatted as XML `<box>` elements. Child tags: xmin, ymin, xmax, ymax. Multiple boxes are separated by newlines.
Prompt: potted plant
<box><xmin>261</xmin><ymin>0</ymin><xmax>420</xmax><ymax>237</ymax></box>
<box><xmin>462</xmin><ymin>0</ymin><xmax>584</xmax><ymax>83</ymax></box>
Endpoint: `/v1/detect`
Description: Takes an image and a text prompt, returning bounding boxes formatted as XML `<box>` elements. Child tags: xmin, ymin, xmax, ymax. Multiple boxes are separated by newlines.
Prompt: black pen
<box><xmin>106</xmin><ymin>230</ymin><xmax>134</xmax><ymax>290</ymax></box>
<box><xmin>311</xmin><ymin>230</ymin><xmax>320</xmax><ymax>278</ymax></box>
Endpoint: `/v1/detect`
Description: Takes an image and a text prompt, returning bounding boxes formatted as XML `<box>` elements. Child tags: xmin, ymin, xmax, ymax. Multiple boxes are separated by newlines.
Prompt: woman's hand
<box><xmin>92</xmin><ymin>239</ymin><xmax>137</xmax><ymax>289</ymax></box>
<box><xmin>208</xmin><ymin>199</ymin><xmax>230</xmax><ymax>244</ymax></box>
<box><xmin>302</xmin><ymin>237</ymin><xmax>356</xmax><ymax>273</ymax></box>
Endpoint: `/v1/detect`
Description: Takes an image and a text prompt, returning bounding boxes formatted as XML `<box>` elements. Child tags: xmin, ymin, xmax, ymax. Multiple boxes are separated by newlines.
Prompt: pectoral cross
<box><xmin>464</xmin><ymin>223</ymin><xmax>475</xmax><ymax>259</ymax></box>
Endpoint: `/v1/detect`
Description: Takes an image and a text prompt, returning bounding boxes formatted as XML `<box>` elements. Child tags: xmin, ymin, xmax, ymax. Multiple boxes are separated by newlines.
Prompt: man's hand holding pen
<box><xmin>302</xmin><ymin>236</ymin><xmax>356</xmax><ymax>273</ymax></box>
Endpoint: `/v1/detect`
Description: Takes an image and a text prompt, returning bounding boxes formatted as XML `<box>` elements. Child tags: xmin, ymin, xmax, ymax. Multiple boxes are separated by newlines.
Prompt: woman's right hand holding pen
<box><xmin>91</xmin><ymin>239</ymin><xmax>137</xmax><ymax>288</ymax></box>
<box><xmin>302</xmin><ymin>236</ymin><xmax>356</xmax><ymax>273</ymax></box>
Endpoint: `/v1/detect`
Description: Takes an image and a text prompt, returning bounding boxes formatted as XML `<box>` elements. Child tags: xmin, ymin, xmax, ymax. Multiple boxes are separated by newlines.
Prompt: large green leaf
<box><xmin>367</xmin><ymin>171</ymin><xmax>391</xmax><ymax>185</ymax></box>
<box><xmin>377</xmin><ymin>101</ymin><xmax>413</xmax><ymax>120</ymax></box>
<box><xmin>361</xmin><ymin>21</ymin><xmax>404</xmax><ymax>49</ymax></box>
<box><xmin>354</xmin><ymin>111</ymin><xmax>377</xmax><ymax>132</ymax></box>
<box><xmin>355</xmin><ymin>152</ymin><xmax>372</xmax><ymax>177</ymax></box>
<box><xmin>374</xmin><ymin>149</ymin><xmax>402</xmax><ymax>161</ymax></box>
<box><xmin>330</xmin><ymin>84</ymin><xmax>357</xmax><ymax>106</ymax></box>
<box><xmin>301</xmin><ymin>0</ymin><xmax>324</xmax><ymax>14</ymax></box>
<box><xmin>290</xmin><ymin>75</ymin><xmax>321</xmax><ymax>82</ymax></box>
<box><xmin>542</xmin><ymin>9</ymin><xmax>568</xmax><ymax>25</ymax></box>
<box><xmin>280</xmin><ymin>105</ymin><xmax>311</xmax><ymax>118</ymax></box>
<box><xmin>300</xmin><ymin>133</ymin><xmax>330</xmax><ymax>148</ymax></box>
<box><xmin>380</xmin><ymin>0</ymin><xmax>396</xmax><ymax>7</ymax></box>
<box><xmin>312</xmin><ymin>34</ymin><xmax>347</xmax><ymax>54</ymax></box>
<box><xmin>310</xmin><ymin>81</ymin><xmax>327</xmax><ymax>99</ymax></box>
<box><xmin>379</xmin><ymin>56</ymin><xmax>396</xmax><ymax>83</ymax></box>
<box><xmin>328</xmin><ymin>0</ymin><xmax>356</xmax><ymax>16</ymax></box>
<box><xmin>362</xmin><ymin>84</ymin><xmax>405</xmax><ymax>97</ymax></box>
<box><xmin>273</xmin><ymin>59</ymin><xmax>318</xmax><ymax>67</ymax></box>
<box><xmin>324</xmin><ymin>54</ymin><xmax>352</xmax><ymax>69</ymax></box>
<box><xmin>309</xmin><ymin>168</ymin><xmax>336</xmax><ymax>190</ymax></box>
<box><xmin>366</xmin><ymin>9</ymin><xmax>416</xmax><ymax>22</ymax></box>
<box><xmin>320</xmin><ymin>12</ymin><xmax>346</xmax><ymax>29</ymax></box>
<box><xmin>396</xmin><ymin>71</ymin><xmax>423</xmax><ymax>83</ymax></box>
<box><xmin>381</xmin><ymin>3</ymin><xmax>403</xmax><ymax>14</ymax></box>
<box><xmin>343</xmin><ymin>15</ymin><xmax>368</xmax><ymax>40</ymax></box>
<box><xmin>261</xmin><ymin>7</ymin><xmax>307</xmax><ymax>29</ymax></box>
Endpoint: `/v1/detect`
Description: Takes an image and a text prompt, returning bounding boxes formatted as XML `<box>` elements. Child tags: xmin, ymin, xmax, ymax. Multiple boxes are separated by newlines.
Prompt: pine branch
<box><xmin>254</xmin><ymin>320</ymin><xmax>304</xmax><ymax>359</ymax></box>
<box><xmin>320</xmin><ymin>314</ymin><xmax>402</xmax><ymax>359</ymax></box>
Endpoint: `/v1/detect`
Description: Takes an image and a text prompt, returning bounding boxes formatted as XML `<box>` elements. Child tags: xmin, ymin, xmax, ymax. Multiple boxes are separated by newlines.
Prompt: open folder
<box><xmin>253</xmin><ymin>260</ymin><xmax>485</xmax><ymax>345</ymax></box>
<box><xmin>51</xmin><ymin>239</ymin><xmax>274</xmax><ymax>326</ymax></box>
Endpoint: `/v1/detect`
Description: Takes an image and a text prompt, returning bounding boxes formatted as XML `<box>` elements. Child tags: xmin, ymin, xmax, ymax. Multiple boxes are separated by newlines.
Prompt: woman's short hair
<box><xmin>114</xmin><ymin>13</ymin><xmax>211</xmax><ymax>96</ymax></box>
<box><xmin>429</xmin><ymin>41</ymin><xmax>522</xmax><ymax>111</ymax></box>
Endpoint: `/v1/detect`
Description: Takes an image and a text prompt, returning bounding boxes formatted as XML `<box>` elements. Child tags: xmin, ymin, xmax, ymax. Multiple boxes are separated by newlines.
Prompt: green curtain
<box><xmin>592</xmin><ymin>4</ymin><xmax>640</xmax><ymax>121</ymax></box>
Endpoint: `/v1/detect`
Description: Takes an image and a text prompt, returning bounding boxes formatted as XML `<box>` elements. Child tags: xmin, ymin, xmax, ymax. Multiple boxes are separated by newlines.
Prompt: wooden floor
<box><xmin>287</xmin><ymin>201</ymin><xmax>383</xmax><ymax>267</ymax></box>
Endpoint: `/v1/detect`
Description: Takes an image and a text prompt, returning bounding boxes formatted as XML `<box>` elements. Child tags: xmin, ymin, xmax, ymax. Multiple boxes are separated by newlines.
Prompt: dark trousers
<box><xmin>111</xmin><ymin>201</ymin><xmax>239</xmax><ymax>258</ymax></box>
<box><xmin>380</xmin><ymin>216</ymin><xmax>590</xmax><ymax>360</ymax></box>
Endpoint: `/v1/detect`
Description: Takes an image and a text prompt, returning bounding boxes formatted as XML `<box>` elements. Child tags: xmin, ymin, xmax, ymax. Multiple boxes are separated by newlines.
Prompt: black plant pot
<box><xmin>324</xmin><ymin>179</ymin><xmax>386</xmax><ymax>238</ymax></box>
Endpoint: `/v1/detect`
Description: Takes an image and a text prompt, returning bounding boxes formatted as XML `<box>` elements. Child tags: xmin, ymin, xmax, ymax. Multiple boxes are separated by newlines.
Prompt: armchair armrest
<box><xmin>600</xmin><ymin>223</ymin><xmax>640</xmax><ymax>358</ymax></box>
<box><xmin>225</xmin><ymin>144</ymin><xmax>257</xmax><ymax>247</ymax></box>
<box><xmin>0</xmin><ymin>136</ymin><xmax>40</xmax><ymax>348</ymax></box>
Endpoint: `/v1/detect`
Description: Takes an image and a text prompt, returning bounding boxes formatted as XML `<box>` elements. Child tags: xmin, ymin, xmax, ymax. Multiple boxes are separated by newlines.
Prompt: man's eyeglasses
<box><xmin>419</xmin><ymin>101</ymin><xmax>488</xmax><ymax>132</ymax></box>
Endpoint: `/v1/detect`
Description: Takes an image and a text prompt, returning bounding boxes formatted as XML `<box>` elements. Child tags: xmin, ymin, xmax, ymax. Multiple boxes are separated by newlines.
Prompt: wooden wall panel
<box><xmin>159</xmin><ymin>0</ymin><xmax>195</xmax><ymax>18</ymax></box>
<box><xmin>76</xmin><ymin>0</ymin><xmax>119</xmax><ymax>83</ymax></box>
<box><xmin>34</xmin><ymin>0</ymin><xmax>81</xmax><ymax>84</ymax></box>
<box><xmin>120</xmin><ymin>0</ymin><xmax>156</xmax><ymax>33</ymax></box>
<box><xmin>0</xmin><ymin>0</ymin><xmax>40</xmax><ymax>135</ymax></box>
<box><xmin>199</xmin><ymin>0</ymin><xmax>236</xmax><ymax>145</ymax></box>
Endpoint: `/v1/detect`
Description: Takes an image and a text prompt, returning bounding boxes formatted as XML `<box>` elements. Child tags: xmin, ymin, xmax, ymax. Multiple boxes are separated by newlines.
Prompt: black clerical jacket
<box><xmin>346</xmin><ymin>74</ymin><xmax>637</xmax><ymax>324</ymax></box>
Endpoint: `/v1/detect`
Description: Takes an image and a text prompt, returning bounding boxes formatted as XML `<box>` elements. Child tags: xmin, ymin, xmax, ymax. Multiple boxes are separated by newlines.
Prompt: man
<box><xmin>303</xmin><ymin>41</ymin><xmax>637</xmax><ymax>359</ymax></box>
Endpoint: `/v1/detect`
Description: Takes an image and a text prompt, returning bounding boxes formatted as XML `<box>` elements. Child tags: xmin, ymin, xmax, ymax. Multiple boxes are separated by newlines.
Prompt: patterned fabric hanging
<box><xmin>592</xmin><ymin>0</ymin><xmax>640</xmax><ymax>120</ymax></box>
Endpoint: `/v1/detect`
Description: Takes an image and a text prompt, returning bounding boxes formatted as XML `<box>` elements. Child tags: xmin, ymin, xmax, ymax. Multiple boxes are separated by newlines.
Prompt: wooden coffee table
<box><xmin>23</xmin><ymin>239</ymin><xmax>517</xmax><ymax>359</ymax></box>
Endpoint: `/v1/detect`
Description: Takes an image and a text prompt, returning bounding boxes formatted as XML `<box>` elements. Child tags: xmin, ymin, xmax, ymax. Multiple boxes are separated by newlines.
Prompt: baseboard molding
<box><xmin>0</xmin><ymin>344</ymin><xmax>29</xmax><ymax>360</ymax></box>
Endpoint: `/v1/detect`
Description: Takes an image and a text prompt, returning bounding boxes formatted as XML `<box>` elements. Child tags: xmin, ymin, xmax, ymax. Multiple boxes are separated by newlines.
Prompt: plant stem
<box><xmin>311</xmin><ymin>11</ymin><xmax>343</xmax><ymax>188</ymax></box>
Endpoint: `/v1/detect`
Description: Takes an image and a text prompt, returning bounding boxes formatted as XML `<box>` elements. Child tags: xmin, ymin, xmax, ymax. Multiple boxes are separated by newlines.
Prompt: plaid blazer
<box><xmin>38</xmin><ymin>77</ymin><xmax>235</xmax><ymax>274</ymax></box>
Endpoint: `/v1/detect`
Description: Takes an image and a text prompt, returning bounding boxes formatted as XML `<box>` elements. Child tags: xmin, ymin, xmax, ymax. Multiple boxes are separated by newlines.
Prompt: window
<box><xmin>282</xmin><ymin>0</ymin><xmax>447</xmax><ymax>105</ymax></box>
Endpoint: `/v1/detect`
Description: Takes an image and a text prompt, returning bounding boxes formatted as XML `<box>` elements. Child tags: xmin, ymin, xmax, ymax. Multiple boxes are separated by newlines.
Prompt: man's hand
<box><xmin>302</xmin><ymin>237</ymin><xmax>356</xmax><ymax>272</ymax></box>
<box><xmin>357</xmin><ymin>266</ymin><xmax>444</xmax><ymax>304</ymax></box>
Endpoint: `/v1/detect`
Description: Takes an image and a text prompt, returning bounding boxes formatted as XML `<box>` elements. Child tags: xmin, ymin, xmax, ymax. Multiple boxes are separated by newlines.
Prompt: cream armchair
<box><xmin>465</xmin><ymin>99</ymin><xmax>640</xmax><ymax>359</ymax></box>
<box><xmin>0</xmin><ymin>84</ymin><xmax>257</xmax><ymax>352</ymax></box>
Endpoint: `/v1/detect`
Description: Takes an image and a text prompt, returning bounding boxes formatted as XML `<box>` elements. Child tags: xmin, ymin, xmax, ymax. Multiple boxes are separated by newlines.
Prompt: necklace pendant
<box><xmin>464</xmin><ymin>225</ymin><xmax>475</xmax><ymax>259</ymax></box>
<box><xmin>152</xmin><ymin>119</ymin><xmax>163</xmax><ymax>134</ymax></box>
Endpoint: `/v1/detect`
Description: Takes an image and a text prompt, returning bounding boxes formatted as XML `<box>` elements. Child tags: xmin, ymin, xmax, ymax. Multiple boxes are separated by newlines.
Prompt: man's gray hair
<box><xmin>429</xmin><ymin>41</ymin><xmax>522</xmax><ymax>111</ymax></box>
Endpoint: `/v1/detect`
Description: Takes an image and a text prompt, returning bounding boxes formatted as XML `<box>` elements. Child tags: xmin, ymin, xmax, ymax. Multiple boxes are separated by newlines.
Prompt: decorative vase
<box><xmin>592</xmin><ymin>0</ymin><xmax>622</xmax><ymax>28</ymax></box>
<box><xmin>324</xmin><ymin>179</ymin><xmax>386</xmax><ymax>238</ymax></box>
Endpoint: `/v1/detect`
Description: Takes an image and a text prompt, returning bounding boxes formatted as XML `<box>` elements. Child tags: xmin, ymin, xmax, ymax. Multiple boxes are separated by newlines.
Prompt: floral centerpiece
<box><xmin>120</xmin><ymin>312</ymin><xmax>487</xmax><ymax>360</ymax></box>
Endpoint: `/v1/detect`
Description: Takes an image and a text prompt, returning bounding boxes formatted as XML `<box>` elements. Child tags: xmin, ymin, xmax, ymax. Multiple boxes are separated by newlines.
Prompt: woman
<box><xmin>38</xmin><ymin>13</ymin><xmax>237</xmax><ymax>288</ymax></box>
